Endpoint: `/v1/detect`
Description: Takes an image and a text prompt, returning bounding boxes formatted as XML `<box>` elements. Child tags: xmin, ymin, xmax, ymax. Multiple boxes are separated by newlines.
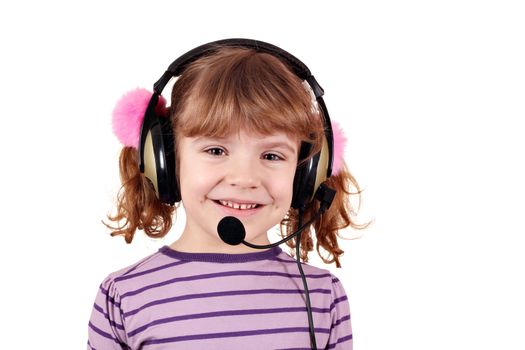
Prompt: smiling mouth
<box><xmin>212</xmin><ymin>200</ymin><xmax>262</xmax><ymax>210</ymax></box>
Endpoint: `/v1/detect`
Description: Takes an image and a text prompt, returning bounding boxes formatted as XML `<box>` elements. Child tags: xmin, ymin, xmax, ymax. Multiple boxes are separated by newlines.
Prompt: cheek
<box><xmin>179</xmin><ymin>159</ymin><xmax>216</xmax><ymax>199</ymax></box>
<box><xmin>180</xmin><ymin>173</ymin><xmax>215</xmax><ymax>198</ymax></box>
<box><xmin>271</xmin><ymin>169</ymin><xmax>296</xmax><ymax>200</ymax></box>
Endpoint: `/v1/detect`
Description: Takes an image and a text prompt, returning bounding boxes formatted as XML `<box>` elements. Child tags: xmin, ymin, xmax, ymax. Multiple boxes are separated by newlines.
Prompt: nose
<box><xmin>225</xmin><ymin>157</ymin><xmax>262</xmax><ymax>189</ymax></box>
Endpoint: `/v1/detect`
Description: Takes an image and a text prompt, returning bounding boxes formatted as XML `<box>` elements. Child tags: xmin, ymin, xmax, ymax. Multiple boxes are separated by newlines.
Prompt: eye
<box><xmin>205</xmin><ymin>147</ymin><xmax>226</xmax><ymax>156</ymax></box>
<box><xmin>263</xmin><ymin>153</ymin><xmax>284</xmax><ymax>161</ymax></box>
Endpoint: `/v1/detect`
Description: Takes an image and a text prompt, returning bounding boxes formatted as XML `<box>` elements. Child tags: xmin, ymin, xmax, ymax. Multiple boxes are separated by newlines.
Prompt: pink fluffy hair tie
<box><xmin>111</xmin><ymin>88</ymin><xmax>168</xmax><ymax>148</ymax></box>
<box><xmin>331</xmin><ymin>120</ymin><xmax>348</xmax><ymax>176</ymax></box>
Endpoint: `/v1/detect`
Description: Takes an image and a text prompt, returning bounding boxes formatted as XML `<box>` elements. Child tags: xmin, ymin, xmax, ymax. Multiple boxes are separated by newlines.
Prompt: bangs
<box><xmin>171</xmin><ymin>46</ymin><xmax>325</xmax><ymax>157</ymax></box>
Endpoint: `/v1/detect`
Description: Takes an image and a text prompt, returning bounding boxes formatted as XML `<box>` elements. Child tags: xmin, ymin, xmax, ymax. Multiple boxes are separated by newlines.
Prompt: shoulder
<box><xmin>275</xmin><ymin>248</ymin><xmax>340</xmax><ymax>288</ymax></box>
<box><xmin>98</xmin><ymin>247</ymin><xmax>178</xmax><ymax>296</ymax></box>
<box><xmin>327</xmin><ymin>270</ymin><xmax>350</xmax><ymax>316</ymax></box>
<box><xmin>285</xmin><ymin>254</ymin><xmax>349</xmax><ymax>303</ymax></box>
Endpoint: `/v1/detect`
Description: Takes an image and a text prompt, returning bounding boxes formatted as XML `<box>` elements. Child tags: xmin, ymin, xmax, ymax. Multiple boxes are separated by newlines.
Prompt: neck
<box><xmin>170</xmin><ymin>234</ymin><xmax>272</xmax><ymax>254</ymax></box>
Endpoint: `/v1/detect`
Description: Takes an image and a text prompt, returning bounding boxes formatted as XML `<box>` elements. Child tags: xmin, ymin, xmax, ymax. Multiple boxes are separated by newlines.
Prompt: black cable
<box><xmin>296</xmin><ymin>206</ymin><xmax>317</xmax><ymax>350</ymax></box>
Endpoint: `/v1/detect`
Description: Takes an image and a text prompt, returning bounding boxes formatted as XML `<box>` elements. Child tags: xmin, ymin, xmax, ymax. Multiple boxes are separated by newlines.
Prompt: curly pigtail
<box><xmin>101</xmin><ymin>147</ymin><xmax>177</xmax><ymax>243</ymax></box>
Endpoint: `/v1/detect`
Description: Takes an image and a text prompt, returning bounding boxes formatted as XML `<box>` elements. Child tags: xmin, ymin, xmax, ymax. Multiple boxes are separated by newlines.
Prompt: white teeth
<box><xmin>219</xmin><ymin>200</ymin><xmax>258</xmax><ymax>210</ymax></box>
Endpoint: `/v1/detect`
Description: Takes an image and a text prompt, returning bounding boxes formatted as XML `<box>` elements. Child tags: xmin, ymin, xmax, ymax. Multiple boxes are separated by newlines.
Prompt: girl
<box><xmin>88</xmin><ymin>38</ymin><xmax>370</xmax><ymax>350</ymax></box>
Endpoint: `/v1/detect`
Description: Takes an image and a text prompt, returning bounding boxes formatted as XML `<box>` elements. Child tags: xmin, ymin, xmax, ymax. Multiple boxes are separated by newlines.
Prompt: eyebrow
<box><xmin>193</xmin><ymin>137</ymin><xmax>297</xmax><ymax>154</ymax></box>
<box><xmin>260</xmin><ymin>141</ymin><xmax>297</xmax><ymax>154</ymax></box>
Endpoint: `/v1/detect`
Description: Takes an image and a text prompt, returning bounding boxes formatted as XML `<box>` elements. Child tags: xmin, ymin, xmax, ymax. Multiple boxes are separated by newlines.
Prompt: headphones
<box><xmin>137</xmin><ymin>38</ymin><xmax>335</xmax><ymax>210</ymax></box>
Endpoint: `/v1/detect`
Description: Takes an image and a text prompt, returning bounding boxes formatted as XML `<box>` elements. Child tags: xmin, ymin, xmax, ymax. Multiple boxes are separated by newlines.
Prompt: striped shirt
<box><xmin>87</xmin><ymin>245</ymin><xmax>353</xmax><ymax>349</ymax></box>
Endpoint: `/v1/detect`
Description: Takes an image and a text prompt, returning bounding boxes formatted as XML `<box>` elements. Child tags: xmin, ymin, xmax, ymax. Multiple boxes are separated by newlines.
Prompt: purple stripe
<box><xmin>87</xmin><ymin>340</ymin><xmax>95</xmax><ymax>350</ymax></box>
<box><xmin>273</xmin><ymin>256</ymin><xmax>313</xmax><ymax>265</ymax></box>
<box><xmin>334</xmin><ymin>295</ymin><xmax>348</xmax><ymax>304</ymax></box>
<box><xmin>93</xmin><ymin>302</ymin><xmax>125</xmax><ymax>330</ymax></box>
<box><xmin>120</xmin><ymin>262</ymin><xmax>148</xmax><ymax>278</ymax></box>
<box><xmin>117</xmin><ymin>251</ymin><xmax>170</xmax><ymax>278</ymax></box>
<box><xmin>124</xmin><ymin>287</ymin><xmax>331</xmax><ymax>317</ymax></box>
<box><xmin>326</xmin><ymin>333</ymin><xmax>353</xmax><ymax>349</ymax></box>
<box><xmin>115</xmin><ymin>260</ymin><xmax>189</xmax><ymax>282</ymax></box>
<box><xmin>98</xmin><ymin>283</ymin><xmax>120</xmax><ymax>306</ymax></box>
<box><xmin>330</xmin><ymin>295</ymin><xmax>348</xmax><ymax>311</ymax></box>
<box><xmin>88</xmin><ymin>321</ymin><xmax>124</xmax><ymax>345</ymax></box>
<box><xmin>128</xmin><ymin>305</ymin><xmax>332</xmax><ymax>337</ymax></box>
<box><xmin>98</xmin><ymin>286</ymin><xmax>124</xmax><ymax>311</ymax></box>
<box><xmin>334</xmin><ymin>314</ymin><xmax>351</xmax><ymax>326</ymax></box>
<box><xmin>141</xmin><ymin>327</ymin><xmax>331</xmax><ymax>346</ymax></box>
<box><xmin>159</xmin><ymin>245</ymin><xmax>283</xmax><ymax>262</ymax></box>
<box><xmin>118</xmin><ymin>262</ymin><xmax>147</xmax><ymax>278</ymax></box>
<box><xmin>119</xmin><ymin>270</ymin><xmax>331</xmax><ymax>299</ymax></box>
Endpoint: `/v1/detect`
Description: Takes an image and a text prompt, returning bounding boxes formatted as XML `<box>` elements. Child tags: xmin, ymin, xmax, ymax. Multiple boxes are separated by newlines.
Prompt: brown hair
<box><xmin>103</xmin><ymin>45</ymin><xmax>372</xmax><ymax>267</ymax></box>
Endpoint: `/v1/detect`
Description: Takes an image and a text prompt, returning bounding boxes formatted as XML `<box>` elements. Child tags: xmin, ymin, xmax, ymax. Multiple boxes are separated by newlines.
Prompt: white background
<box><xmin>1</xmin><ymin>0</ymin><xmax>524</xmax><ymax>349</ymax></box>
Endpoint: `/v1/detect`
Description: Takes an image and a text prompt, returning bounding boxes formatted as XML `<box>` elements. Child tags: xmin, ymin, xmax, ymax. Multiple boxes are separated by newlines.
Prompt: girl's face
<box><xmin>176</xmin><ymin>128</ymin><xmax>299</xmax><ymax>253</ymax></box>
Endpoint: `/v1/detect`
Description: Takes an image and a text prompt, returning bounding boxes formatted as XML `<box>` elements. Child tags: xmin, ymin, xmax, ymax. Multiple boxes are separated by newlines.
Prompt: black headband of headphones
<box><xmin>155</xmin><ymin>38</ymin><xmax>323</xmax><ymax>97</ymax></box>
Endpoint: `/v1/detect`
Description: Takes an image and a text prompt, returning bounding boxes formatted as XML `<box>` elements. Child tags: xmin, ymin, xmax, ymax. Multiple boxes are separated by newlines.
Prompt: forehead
<box><xmin>189</xmin><ymin>130</ymin><xmax>299</xmax><ymax>151</ymax></box>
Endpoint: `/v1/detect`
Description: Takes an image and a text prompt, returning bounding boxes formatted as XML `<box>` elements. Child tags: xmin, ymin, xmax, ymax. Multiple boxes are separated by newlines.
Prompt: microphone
<box><xmin>218</xmin><ymin>211</ymin><xmax>319</xmax><ymax>248</ymax></box>
<box><xmin>217</xmin><ymin>214</ymin><xmax>246</xmax><ymax>246</ymax></box>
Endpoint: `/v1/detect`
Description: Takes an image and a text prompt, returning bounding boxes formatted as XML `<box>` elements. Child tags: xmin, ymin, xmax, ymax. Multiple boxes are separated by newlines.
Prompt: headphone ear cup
<box><xmin>292</xmin><ymin>142</ymin><xmax>317</xmax><ymax>209</ymax></box>
<box><xmin>140</xmin><ymin>111</ymin><xmax>181</xmax><ymax>205</ymax></box>
<box><xmin>291</xmin><ymin>136</ymin><xmax>331</xmax><ymax>209</ymax></box>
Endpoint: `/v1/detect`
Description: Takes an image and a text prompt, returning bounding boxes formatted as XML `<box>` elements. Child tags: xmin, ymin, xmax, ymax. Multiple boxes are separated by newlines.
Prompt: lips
<box><xmin>212</xmin><ymin>199</ymin><xmax>264</xmax><ymax>217</ymax></box>
<box><xmin>215</xmin><ymin>198</ymin><xmax>263</xmax><ymax>205</ymax></box>
<box><xmin>217</xmin><ymin>200</ymin><xmax>259</xmax><ymax>210</ymax></box>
